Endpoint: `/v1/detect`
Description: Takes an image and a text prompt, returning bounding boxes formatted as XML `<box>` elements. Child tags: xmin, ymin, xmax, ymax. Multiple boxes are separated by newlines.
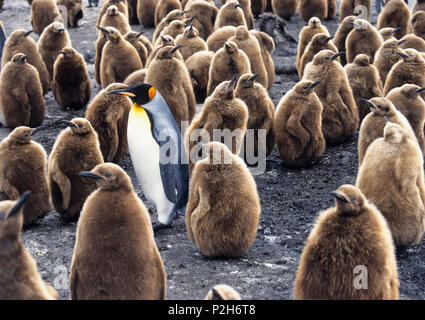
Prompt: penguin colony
<box><xmin>4</xmin><ymin>0</ymin><xmax>425</xmax><ymax>301</ymax></box>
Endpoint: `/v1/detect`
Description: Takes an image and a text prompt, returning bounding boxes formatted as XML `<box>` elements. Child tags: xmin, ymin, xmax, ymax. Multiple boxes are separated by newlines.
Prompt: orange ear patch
<box><xmin>148</xmin><ymin>87</ymin><xmax>156</xmax><ymax>100</ymax></box>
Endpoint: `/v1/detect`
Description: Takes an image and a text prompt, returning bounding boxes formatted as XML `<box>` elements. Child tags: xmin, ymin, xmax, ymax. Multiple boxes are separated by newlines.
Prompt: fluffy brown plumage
<box><xmin>205</xmin><ymin>284</ymin><xmax>242</xmax><ymax>300</ymax></box>
<box><xmin>215</xmin><ymin>0</ymin><xmax>247</xmax><ymax>29</ymax></box>
<box><xmin>154</xmin><ymin>0</ymin><xmax>182</xmax><ymax>27</ymax></box>
<box><xmin>298</xmin><ymin>0</ymin><xmax>328</xmax><ymax>22</ymax></box>
<box><xmin>373</xmin><ymin>38</ymin><xmax>404</xmax><ymax>85</ymax></box>
<box><xmin>96</xmin><ymin>0</ymin><xmax>128</xmax><ymax>27</ymax></box>
<box><xmin>184</xmin><ymin>1</ymin><xmax>218</xmax><ymax>40</ymax></box>
<box><xmin>137</xmin><ymin>0</ymin><xmax>159</xmax><ymax>27</ymax></box>
<box><xmin>377</xmin><ymin>0</ymin><xmax>411</xmax><ymax>39</ymax></box>
<box><xmin>333</xmin><ymin>15</ymin><xmax>355</xmax><ymax>65</ymax></box>
<box><xmin>30</xmin><ymin>0</ymin><xmax>62</xmax><ymax>35</ymax></box>
<box><xmin>250</xmin><ymin>30</ymin><xmax>275</xmax><ymax>90</ymax></box>
<box><xmin>272</xmin><ymin>0</ymin><xmax>297</xmax><ymax>20</ymax></box>
<box><xmin>411</xmin><ymin>10</ymin><xmax>425</xmax><ymax>41</ymax></box>
<box><xmin>206</xmin><ymin>26</ymin><xmax>236</xmax><ymax>52</ymax></box>
<box><xmin>124</xmin><ymin>31</ymin><xmax>148</xmax><ymax>67</ymax></box>
<box><xmin>56</xmin><ymin>0</ymin><xmax>84</xmax><ymax>28</ymax></box>
<box><xmin>339</xmin><ymin>0</ymin><xmax>371</xmax><ymax>22</ymax></box>
<box><xmin>175</xmin><ymin>25</ymin><xmax>208</xmax><ymax>60</ymax></box>
<box><xmin>185</xmin><ymin>50</ymin><xmax>214</xmax><ymax>103</ymax></box>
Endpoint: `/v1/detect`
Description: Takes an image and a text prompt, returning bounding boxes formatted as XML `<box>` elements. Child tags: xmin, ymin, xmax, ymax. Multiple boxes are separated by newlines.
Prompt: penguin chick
<box><xmin>229</xmin><ymin>26</ymin><xmax>268</xmax><ymax>89</ymax></box>
<box><xmin>154</xmin><ymin>0</ymin><xmax>182</xmax><ymax>27</ymax></box>
<box><xmin>413</xmin><ymin>0</ymin><xmax>425</xmax><ymax>14</ymax></box>
<box><xmin>137</xmin><ymin>0</ymin><xmax>159</xmax><ymax>27</ymax></box>
<box><xmin>146</xmin><ymin>45</ymin><xmax>196</xmax><ymax>127</ymax></box>
<box><xmin>373</xmin><ymin>38</ymin><xmax>404</xmax><ymax>84</ymax></box>
<box><xmin>124</xmin><ymin>69</ymin><xmax>147</xmax><ymax>86</ymax></box>
<box><xmin>206</xmin><ymin>26</ymin><xmax>236</xmax><ymax>52</ymax></box>
<box><xmin>186</xmin><ymin>141</ymin><xmax>260</xmax><ymax>257</ymax></box>
<box><xmin>48</xmin><ymin>118</ymin><xmax>104</xmax><ymax>220</ymax></box>
<box><xmin>138</xmin><ymin>34</ymin><xmax>153</xmax><ymax>58</ymax></box>
<box><xmin>298</xmin><ymin>33</ymin><xmax>338</xmax><ymax>79</ymax></box>
<box><xmin>124</xmin><ymin>31</ymin><xmax>148</xmax><ymax>67</ymax></box>
<box><xmin>384</xmin><ymin>48</ymin><xmax>425</xmax><ymax>95</ymax></box>
<box><xmin>251</xmin><ymin>0</ymin><xmax>266</xmax><ymax>17</ymax></box>
<box><xmin>128</xmin><ymin>0</ymin><xmax>139</xmax><ymax>24</ymax></box>
<box><xmin>339</xmin><ymin>0</ymin><xmax>371</xmax><ymax>22</ymax></box>
<box><xmin>98</xmin><ymin>26</ymin><xmax>143</xmax><ymax>88</ymax></box>
<box><xmin>377</xmin><ymin>0</ymin><xmax>411</xmax><ymax>39</ymax></box>
<box><xmin>53</xmin><ymin>47</ymin><xmax>91</xmax><ymax>110</ymax></box>
<box><xmin>85</xmin><ymin>83</ymin><xmax>132</xmax><ymax>163</ymax></box>
<box><xmin>94</xmin><ymin>34</ymin><xmax>108</xmax><ymax>85</ymax></box>
<box><xmin>238</xmin><ymin>0</ymin><xmax>255</xmax><ymax>30</ymax></box>
<box><xmin>99</xmin><ymin>4</ymin><xmax>131</xmax><ymax>36</ymax></box>
<box><xmin>0</xmin><ymin>126</ymin><xmax>51</xmax><ymax>227</ymax></box>
<box><xmin>0</xmin><ymin>54</ymin><xmax>45</xmax><ymax>128</ymax></box>
<box><xmin>357</xmin><ymin>97</ymin><xmax>416</xmax><ymax>165</ymax></box>
<box><xmin>411</xmin><ymin>11</ymin><xmax>425</xmax><ymax>41</ymax></box>
<box><xmin>235</xmin><ymin>73</ymin><xmax>275</xmax><ymax>158</ymax></box>
<box><xmin>185</xmin><ymin>77</ymin><xmax>248</xmax><ymax>173</ymax></box>
<box><xmin>152</xmin><ymin>9</ymin><xmax>185</xmax><ymax>44</ymax></box>
<box><xmin>272</xmin><ymin>0</ymin><xmax>297</xmax><ymax>20</ymax></box>
<box><xmin>96</xmin><ymin>0</ymin><xmax>128</xmax><ymax>27</ymax></box>
<box><xmin>184</xmin><ymin>2</ymin><xmax>218</xmax><ymax>40</ymax></box>
<box><xmin>158</xmin><ymin>19</ymin><xmax>185</xmax><ymax>41</ymax></box>
<box><xmin>273</xmin><ymin>80</ymin><xmax>325</xmax><ymax>167</ymax></box>
<box><xmin>294</xmin><ymin>184</ymin><xmax>399</xmax><ymax>299</ymax></box>
<box><xmin>56</xmin><ymin>0</ymin><xmax>84</xmax><ymax>28</ymax></box>
<box><xmin>0</xmin><ymin>193</ymin><xmax>58</xmax><ymax>300</ymax></box>
<box><xmin>1</xmin><ymin>30</ymin><xmax>50</xmax><ymax>94</ymax></box>
<box><xmin>30</xmin><ymin>0</ymin><xmax>62</xmax><ymax>35</ymax></box>
<box><xmin>70</xmin><ymin>163</ymin><xmax>166</xmax><ymax>300</ymax></box>
<box><xmin>37</xmin><ymin>21</ymin><xmax>72</xmax><ymax>79</ymax></box>
<box><xmin>205</xmin><ymin>284</ymin><xmax>242</xmax><ymax>300</ymax></box>
<box><xmin>250</xmin><ymin>30</ymin><xmax>275</xmax><ymax>90</ymax></box>
<box><xmin>398</xmin><ymin>33</ymin><xmax>425</xmax><ymax>52</ymax></box>
<box><xmin>297</xmin><ymin>17</ymin><xmax>330</xmax><ymax>73</ymax></box>
<box><xmin>214</xmin><ymin>0</ymin><xmax>247</xmax><ymax>30</ymax></box>
<box><xmin>357</xmin><ymin>122</ymin><xmax>425</xmax><ymax>247</ymax></box>
<box><xmin>344</xmin><ymin>54</ymin><xmax>383</xmax><ymax>121</ymax></box>
<box><xmin>333</xmin><ymin>15</ymin><xmax>355</xmax><ymax>65</ymax></box>
<box><xmin>185</xmin><ymin>50</ymin><xmax>214</xmax><ymax>103</ymax></box>
<box><xmin>146</xmin><ymin>35</ymin><xmax>184</xmax><ymax>68</ymax></box>
<box><xmin>303</xmin><ymin>50</ymin><xmax>359</xmax><ymax>145</ymax></box>
<box><xmin>175</xmin><ymin>25</ymin><xmax>208</xmax><ymax>60</ymax></box>
<box><xmin>207</xmin><ymin>41</ymin><xmax>251</xmax><ymax>97</ymax></box>
<box><xmin>379</xmin><ymin>27</ymin><xmax>399</xmax><ymax>41</ymax></box>
<box><xmin>386</xmin><ymin>84</ymin><xmax>425</xmax><ymax>153</ymax></box>
<box><xmin>298</xmin><ymin>0</ymin><xmax>328</xmax><ymax>22</ymax></box>
<box><xmin>346</xmin><ymin>19</ymin><xmax>383</xmax><ymax>64</ymax></box>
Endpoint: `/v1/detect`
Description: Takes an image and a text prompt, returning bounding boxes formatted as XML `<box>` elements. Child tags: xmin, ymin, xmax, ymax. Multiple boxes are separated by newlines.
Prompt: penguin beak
<box><xmin>331</xmin><ymin>191</ymin><xmax>349</xmax><ymax>204</ymax></box>
<box><xmin>7</xmin><ymin>191</ymin><xmax>31</xmax><ymax>219</ymax></box>
<box><xmin>397</xmin><ymin>39</ymin><xmax>407</xmax><ymax>46</ymax></box>
<box><xmin>180</xmin><ymin>10</ymin><xmax>189</xmax><ymax>16</ymax></box>
<box><xmin>108</xmin><ymin>88</ymin><xmax>136</xmax><ymax>97</ymax></box>
<box><xmin>392</xmin><ymin>27</ymin><xmax>402</xmax><ymax>35</ymax></box>
<box><xmin>31</xmin><ymin>125</ymin><xmax>48</xmax><ymax>136</ymax></box>
<box><xmin>211</xmin><ymin>288</ymin><xmax>224</xmax><ymax>300</ymax></box>
<box><xmin>347</xmin><ymin>20</ymin><xmax>355</xmax><ymax>25</ymax></box>
<box><xmin>325</xmin><ymin>36</ymin><xmax>334</xmax><ymax>42</ymax></box>
<box><xmin>25</xmin><ymin>30</ymin><xmax>33</xmax><ymax>37</ymax></box>
<box><xmin>330</xmin><ymin>52</ymin><xmax>345</xmax><ymax>60</ymax></box>
<box><xmin>248</xmin><ymin>73</ymin><xmax>258</xmax><ymax>82</ymax></box>
<box><xmin>96</xmin><ymin>26</ymin><xmax>110</xmax><ymax>34</ymax></box>
<box><xmin>58</xmin><ymin>51</ymin><xmax>66</xmax><ymax>55</ymax></box>
<box><xmin>359</xmin><ymin>98</ymin><xmax>375</xmax><ymax>110</ymax></box>
<box><xmin>416</xmin><ymin>87</ymin><xmax>425</xmax><ymax>94</ymax></box>
<box><xmin>396</xmin><ymin>51</ymin><xmax>409</xmax><ymax>58</ymax></box>
<box><xmin>18</xmin><ymin>55</ymin><xmax>28</xmax><ymax>63</ymax></box>
<box><xmin>234</xmin><ymin>4</ymin><xmax>242</xmax><ymax>8</ymax></box>
<box><xmin>78</xmin><ymin>171</ymin><xmax>104</xmax><ymax>180</ymax></box>
<box><xmin>56</xmin><ymin>119</ymin><xmax>79</xmax><ymax>128</ymax></box>
<box><xmin>170</xmin><ymin>45</ymin><xmax>183</xmax><ymax>54</ymax></box>
<box><xmin>384</xmin><ymin>116</ymin><xmax>390</xmax><ymax>123</ymax></box>
<box><xmin>227</xmin><ymin>74</ymin><xmax>238</xmax><ymax>90</ymax></box>
<box><xmin>308</xmin><ymin>80</ymin><xmax>322</xmax><ymax>89</ymax></box>
<box><xmin>136</xmin><ymin>31</ymin><xmax>144</xmax><ymax>38</ymax></box>
<box><xmin>224</xmin><ymin>42</ymin><xmax>231</xmax><ymax>49</ymax></box>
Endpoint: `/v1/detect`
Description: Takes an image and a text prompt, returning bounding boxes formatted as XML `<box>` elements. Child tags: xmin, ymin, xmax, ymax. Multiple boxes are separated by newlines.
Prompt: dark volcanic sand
<box><xmin>0</xmin><ymin>0</ymin><xmax>424</xmax><ymax>300</ymax></box>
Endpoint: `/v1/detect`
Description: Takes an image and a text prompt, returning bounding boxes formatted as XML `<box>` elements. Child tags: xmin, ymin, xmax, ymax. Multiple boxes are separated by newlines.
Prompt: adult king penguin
<box><xmin>108</xmin><ymin>84</ymin><xmax>189</xmax><ymax>231</ymax></box>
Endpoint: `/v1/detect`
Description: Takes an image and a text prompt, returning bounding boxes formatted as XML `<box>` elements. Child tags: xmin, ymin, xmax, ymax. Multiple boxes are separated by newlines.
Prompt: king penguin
<box><xmin>108</xmin><ymin>84</ymin><xmax>189</xmax><ymax>231</ymax></box>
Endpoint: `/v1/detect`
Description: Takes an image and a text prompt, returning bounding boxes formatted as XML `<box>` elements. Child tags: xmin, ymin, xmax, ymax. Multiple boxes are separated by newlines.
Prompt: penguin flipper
<box><xmin>0</xmin><ymin>167</ymin><xmax>21</xmax><ymax>200</ymax></box>
<box><xmin>159</xmin><ymin>162</ymin><xmax>177</xmax><ymax>204</ymax></box>
<box><xmin>52</xmin><ymin>164</ymin><xmax>72</xmax><ymax>210</ymax></box>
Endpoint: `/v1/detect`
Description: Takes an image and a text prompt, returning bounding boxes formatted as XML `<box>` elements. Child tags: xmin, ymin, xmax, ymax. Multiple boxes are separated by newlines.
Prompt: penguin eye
<box><xmin>105</xmin><ymin>173</ymin><xmax>111</xmax><ymax>178</ymax></box>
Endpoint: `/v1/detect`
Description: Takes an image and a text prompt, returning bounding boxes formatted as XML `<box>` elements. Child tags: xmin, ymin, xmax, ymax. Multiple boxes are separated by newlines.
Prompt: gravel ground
<box><xmin>0</xmin><ymin>0</ymin><xmax>424</xmax><ymax>300</ymax></box>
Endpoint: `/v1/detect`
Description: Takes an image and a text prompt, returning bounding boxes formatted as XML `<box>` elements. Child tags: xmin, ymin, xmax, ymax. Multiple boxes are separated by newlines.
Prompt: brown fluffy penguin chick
<box><xmin>1</xmin><ymin>30</ymin><xmax>50</xmax><ymax>95</ymax></box>
<box><xmin>379</xmin><ymin>27</ymin><xmax>399</xmax><ymax>41</ymax></box>
<box><xmin>0</xmin><ymin>127</ymin><xmax>51</xmax><ymax>227</ymax></box>
<box><xmin>298</xmin><ymin>0</ymin><xmax>328</xmax><ymax>22</ymax></box>
<box><xmin>137</xmin><ymin>0</ymin><xmax>159</xmax><ymax>27</ymax></box>
<box><xmin>251</xmin><ymin>0</ymin><xmax>267</xmax><ymax>17</ymax></box>
<box><xmin>414</xmin><ymin>0</ymin><xmax>425</xmax><ymax>14</ymax></box>
<box><xmin>152</xmin><ymin>9</ymin><xmax>185</xmax><ymax>43</ymax></box>
<box><xmin>53</xmin><ymin>47</ymin><xmax>91</xmax><ymax>110</ymax></box>
<box><xmin>357</xmin><ymin>97</ymin><xmax>416</xmax><ymax>165</ymax></box>
<box><xmin>377</xmin><ymin>0</ymin><xmax>411</xmax><ymax>39</ymax></box>
<box><xmin>185</xmin><ymin>78</ymin><xmax>248</xmax><ymax>173</ymax></box>
<box><xmin>146</xmin><ymin>35</ymin><xmax>184</xmax><ymax>68</ymax></box>
<box><xmin>207</xmin><ymin>41</ymin><xmax>251</xmax><ymax>97</ymax></box>
<box><xmin>0</xmin><ymin>54</ymin><xmax>45</xmax><ymax>128</ymax></box>
<box><xmin>398</xmin><ymin>34</ymin><xmax>425</xmax><ymax>52</ymax></box>
<box><xmin>0</xmin><ymin>194</ymin><xmax>58</xmax><ymax>300</ymax></box>
<box><xmin>411</xmin><ymin>11</ymin><xmax>425</xmax><ymax>41</ymax></box>
<box><xmin>37</xmin><ymin>21</ymin><xmax>71</xmax><ymax>79</ymax></box>
<box><xmin>229</xmin><ymin>26</ymin><xmax>268</xmax><ymax>89</ymax></box>
<box><xmin>99</xmin><ymin>4</ymin><xmax>131</xmax><ymax>36</ymax></box>
<box><xmin>294</xmin><ymin>184</ymin><xmax>399</xmax><ymax>299</ymax></box>
<box><xmin>184</xmin><ymin>2</ymin><xmax>219</xmax><ymax>40</ymax></box>
<box><xmin>344</xmin><ymin>54</ymin><xmax>383</xmax><ymax>121</ymax></box>
<box><xmin>146</xmin><ymin>45</ymin><xmax>197</xmax><ymax>126</ymax></box>
<box><xmin>56</xmin><ymin>0</ymin><xmax>84</xmax><ymax>28</ymax></box>
<box><xmin>297</xmin><ymin>17</ymin><xmax>330</xmax><ymax>73</ymax></box>
<box><xmin>205</xmin><ymin>284</ymin><xmax>242</xmax><ymax>300</ymax></box>
<box><xmin>272</xmin><ymin>0</ymin><xmax>297</xmax><ymax>20</ymax></box>
<box><xmin>96</xmin><ymin>0</ymin><xmax>129</xmax><ymax>27</ymax></box>
<box><xmin>70</xmin><ymin>163</ymin><xmax>166</xmax><ymax>300</ymax></box>
<box><xmin>298</xmin><ymin>33</ymin><xmax>337</xmax><ymax>79</ymax></box>
<box><xmin>346</xmin><ymin>19</ymin><xmax>383</xmax><ymax>64</ymax></box>
<box><xmin>238</xmin><ymin>0</ymin><xmax>255</xmax><ymax>30</ymax></box>
<box><xmin>206</xmin><ymin>26</ymin><xmax>236</xmax><ymax>52</ymax></box>
<box><xmin>185</xmin><ymin>50</ymin><xmax>214</xmax><ymax>103</ymax></box>
<box><xmin>94</xmin><ymin>34</ymin><xmax>108</xmax><ymax>85</ymax></box>
<box><xmin>139</xmin><ymin>34</ymin><xmax>153</xmax><ymax>58</ymax></box>
<box><xmin>124</xmin><ymin>69</ymin><xmax>147</xmax><ymax>85</ymax></box>
<box><xmin>273</xmin><ymin>80</ymin><xmax>325</xmax><ymax>167</ymax></box>
<box><xmin>250</xmin><ymin>30</ymin><xmax>275</xmax><ymax>90</ymax></box>
<box><xmin>333</xmin><ymin>15</ymin><xmax>355</xmax><ymax>65</ymax></box>
<box><xmin>48</xmin><ymin>118</ymin><xmax>104</xmax><ymax>221</ymax></box>
<box><xmin>384</xmin><ymin>48</ymin><xmax>425</xmax><ymax>95</ymax></box>
<box><xmin>30</xmin><ymin>0</ymin><xmax>62</xmax><ymax>36</ymax></box>
<box><xmin>386</xmin><ymin>84</ymin><xmax>425</xmax><ymax>153</ymax></box>
<box><xmin>154</xmin><ymin>0</ymin><xmax>182</xmax><ymax>27</ymax></box>
<box><xmin>357</xmin><ymin>122</ymin><xmax>425</xmax><ymax>247</ymax></box>
<box><xmin>124</xmin><ymin>31</ymin><xmax>148</xmax><ymax>67</ymax></box>
<box><xmin>98</xmin><ymin>26</ymin><xmax>143</xmax><ymax>88</ymax></box>
<box><xmin>215</xmin><ymin>0</ymin><xmax>247</xmax><ymax>29</ymax></box>
<box><xmin>85</xmin><ymin>83</ymin><xmax>132</xmax><ymax>163</ymax></box>
<box><xmin>175</xmin><ymin>25</ymin><xmax>208</xmax><ymax>60</ymax></box>
<box><xmin>303</xmin><ymin>50</ymin><xmax>359</xmax><ymax>145</ymax></box>
<box><xmin>185</xmin><ymin>142</ymin><xmax>260</xmax><ymax>257</ymax></box>
<box><xmin>158</xmin><ymin>19</ymin><xmax>185</xmax><ymax>40</ymax></box>
<box><xmin>373</xmin><ymin>38</ymin><xmax>403</xmax><ymax>85</ymax></box>
<box><xmin>235</xmin><ymin>73</ymin><xmax>275</xmax><ymax>157</ymax></box>
<box><xmin>339</xmin><ymin>0</ymin><xmax>371</xmax><ymax>22</ymax></box>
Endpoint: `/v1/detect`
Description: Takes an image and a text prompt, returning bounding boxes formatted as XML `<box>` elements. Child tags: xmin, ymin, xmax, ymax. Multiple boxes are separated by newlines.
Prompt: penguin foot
<box><xmin>152</xmin><ymin>221</ymin><xmax>172</xmax><ymax>232</ymax></box>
